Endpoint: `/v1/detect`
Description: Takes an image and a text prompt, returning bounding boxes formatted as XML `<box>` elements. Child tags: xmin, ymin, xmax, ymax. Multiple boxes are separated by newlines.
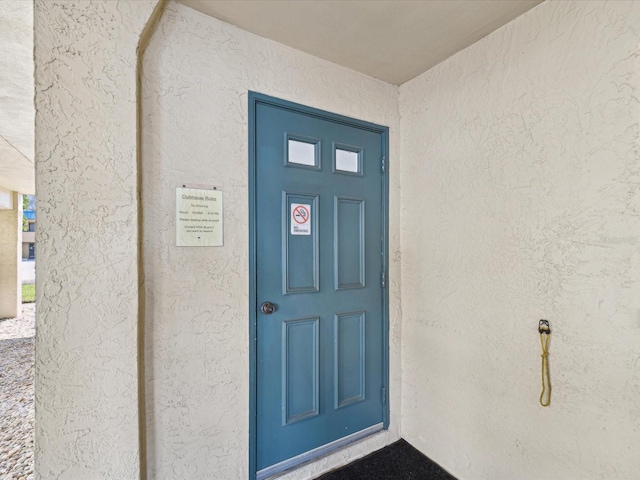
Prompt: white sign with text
<box><xmin>176</xmin><ymin>188</ymin><xmax>223</xmax><ymax>246</ymax></box>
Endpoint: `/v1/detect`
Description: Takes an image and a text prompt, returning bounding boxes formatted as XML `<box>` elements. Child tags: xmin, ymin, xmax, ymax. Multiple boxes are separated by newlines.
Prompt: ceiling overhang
<box><xmin>0</xmin><ymin>1</ymin><xmax>34</xmax><ymax>195</ymax></box>
<box><xmin>179</xmin><ymin>0</ymin><xmax>542</xmax><ymax>85</ymax></box>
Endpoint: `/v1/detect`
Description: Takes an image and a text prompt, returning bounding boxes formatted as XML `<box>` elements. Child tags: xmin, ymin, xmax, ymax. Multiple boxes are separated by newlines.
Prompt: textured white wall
<box><xmin>37</xmin><ymin>0</ymin><xmax>640</xmax><ymax>478</ymax></box>
<box><xmin>399</xmin><ymin>1</ymin><xmax>640</xmax><ymax>479</ymax></box>
<box><xmin>141</xmin><ymin>2</ymin><xmax>401</xmax><ymax>479</ymax></box>
<box><xmin>34</xmin><ymin>1</ymin><xmax>158</xmax><ymax>478</ymax></box>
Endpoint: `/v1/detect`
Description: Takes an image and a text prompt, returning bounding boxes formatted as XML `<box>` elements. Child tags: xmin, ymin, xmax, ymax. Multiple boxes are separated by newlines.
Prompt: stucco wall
<box><xmin>399</xmin><ymin>1</ymin><xmax>640</xmax><ymax>479</ymax></box>
<box><xmin>141</xmin><ymin>2</ymin><xmax>401</xmax><ymax>479</ymax></box>
<box><xmin>34</xmin><ymin>1</ymin><xmax>158</xmax><ymax>478</ymax></box>
<box><xmin>36</xmin><ymin>0</ymin><xmax>640</xmax><ymax>478</ymax></box>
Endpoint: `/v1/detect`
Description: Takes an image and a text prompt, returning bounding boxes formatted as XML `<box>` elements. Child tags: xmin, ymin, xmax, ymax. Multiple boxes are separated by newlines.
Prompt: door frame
<box><xmin>248</xmin><ymin>92</ymin><xmax>390</xmax><ymax>479</ymax></box>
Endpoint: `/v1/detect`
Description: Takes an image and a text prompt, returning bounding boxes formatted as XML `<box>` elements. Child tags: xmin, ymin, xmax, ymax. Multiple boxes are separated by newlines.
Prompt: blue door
<box><xmin>251</xmin><ymin>94</ymin><xmax>388</xmax><ymax>478</ymax></box>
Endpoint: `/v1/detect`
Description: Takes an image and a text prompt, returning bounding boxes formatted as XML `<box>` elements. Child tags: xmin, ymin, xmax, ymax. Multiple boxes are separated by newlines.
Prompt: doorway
<box><xmin>249</xmin><ymin>93</ymin><xmax>389</xmax><ymax>479</ymax></box>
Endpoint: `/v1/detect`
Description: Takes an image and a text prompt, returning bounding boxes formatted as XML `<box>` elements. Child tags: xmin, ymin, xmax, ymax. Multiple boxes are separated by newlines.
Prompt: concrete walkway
<box><xmin>20</xmin><ymin>261</ymin><xmax>34</xmax><ymax>286</ymax></box>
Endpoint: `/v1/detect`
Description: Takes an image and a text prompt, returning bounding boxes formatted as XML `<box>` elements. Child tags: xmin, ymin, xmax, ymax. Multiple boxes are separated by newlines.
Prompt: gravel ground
<box><xmin>0</xmin><ymin>304</ymin><xmax>35</xmax><ymax>480</ymax></box>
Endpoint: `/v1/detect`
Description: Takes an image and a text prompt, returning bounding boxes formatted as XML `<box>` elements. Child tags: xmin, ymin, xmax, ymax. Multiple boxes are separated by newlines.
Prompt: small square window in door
<box><xmin>333</xmin><ymin>144</ymin><xmax>363</xmax><ymax>175</ymax></box>
<box><xmin>286</xmin><ymin>135</ymin><xmax>321</xmax><ymax>170</ymax></box>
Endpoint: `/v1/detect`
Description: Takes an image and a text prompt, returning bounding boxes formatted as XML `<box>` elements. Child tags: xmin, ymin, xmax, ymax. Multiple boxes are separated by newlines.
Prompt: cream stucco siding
<box><xmin>0</xmin><ymin>191</ymin><xmax>21</xmax><ymax>319</ymax></box>
<box><xmin>32</xmin><ymin>0</ymin><xmax>640</xmax><ymax>479</ymax></box>
<box><xmin>141</xmin><ymin>3</ymin><xmax>401</xmax><ymax>479</ymax></box>
<box><xmin>34</xmin><ymin>1</ymin><xmax>159</xmax><ymax>478</ymax></box>
<box><xmin>21</xmin><ymin>232</ymin><xmax>35</xmax><ymax>244</ymax></box>
<box><xmin>399</xmin><ymin>1</ymin><xmax>640</xmax><ymax>479</ymax></box>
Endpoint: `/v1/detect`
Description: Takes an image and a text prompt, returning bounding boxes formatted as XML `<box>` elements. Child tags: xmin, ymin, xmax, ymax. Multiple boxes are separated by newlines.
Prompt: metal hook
<box><xmin>538</xmin><ymin>319</ymin><xmax>551</xmax><ymax>334</ymax></box>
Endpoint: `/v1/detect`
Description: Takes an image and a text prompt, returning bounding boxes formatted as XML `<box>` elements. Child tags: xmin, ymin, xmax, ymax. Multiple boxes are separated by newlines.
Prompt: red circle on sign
<box><xmin>293</xmin><ymin>205</ymin><xmax>309</xmax><ymax>224</ymax></box>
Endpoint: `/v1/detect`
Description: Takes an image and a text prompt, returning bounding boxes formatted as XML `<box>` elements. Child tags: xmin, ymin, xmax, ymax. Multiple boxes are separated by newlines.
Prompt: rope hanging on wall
<box><xmin>538</xmin><ymin>320</ymin><xmax>551</xmax><ymax>407</ymax></box>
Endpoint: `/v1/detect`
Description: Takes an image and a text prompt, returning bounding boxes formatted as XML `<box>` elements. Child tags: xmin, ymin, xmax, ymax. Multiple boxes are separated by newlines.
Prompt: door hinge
<box><xmin>381</xmin><ymin>156</ymin><xmax>386</xmax><ymax>173</ymax></box>
<box><xmin>381</xmin><ymin>386</ymin><xmax>387</xmax><ymax>405</ymax></box>
<box><xmin>381</xmin><ymin>271</ymin><xmax>386</xmax><ymax>289</ymax></box>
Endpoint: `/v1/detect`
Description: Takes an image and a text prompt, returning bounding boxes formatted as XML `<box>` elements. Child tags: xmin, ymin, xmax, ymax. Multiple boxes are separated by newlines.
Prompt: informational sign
<box><xmin>176</xmin><ymin>187</ymin><xmax>223</xmax><ymax>246</ymax></box>
<box><xmin>290</xmin><ymin>203</ymin><xmax>311</xmax><ymax>235</ymax></box>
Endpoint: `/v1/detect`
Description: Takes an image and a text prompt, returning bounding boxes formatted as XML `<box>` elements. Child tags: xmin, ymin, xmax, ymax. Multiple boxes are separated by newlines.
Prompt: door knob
<box><xmin>261</xmin><ymin>302</ymin><xmax>276</xmax><ymax>315</ymax></box>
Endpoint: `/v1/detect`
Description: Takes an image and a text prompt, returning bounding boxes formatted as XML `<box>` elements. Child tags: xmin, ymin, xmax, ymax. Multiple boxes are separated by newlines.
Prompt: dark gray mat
<box><xmin>316</xmin><ymin>439</ymin><xmax>457</xmax><ymax>480</ymax></box>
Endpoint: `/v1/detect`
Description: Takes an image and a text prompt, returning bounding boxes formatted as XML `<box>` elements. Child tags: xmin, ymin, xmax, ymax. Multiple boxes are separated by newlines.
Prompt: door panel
<box><xmin>282</xmin><ymin>317</ymin><xmax>319</xmax><ymax>425</ymax></box>
<box><xmin>254</xmin><ymin>97</ymin><xmax>387</xmax><ymax>475</ymax></box>
<box><xmin>283</xmin><ymin>193</ymin><xmax>319</xmax><ymax>294</ymax></box>
<box><xmin>334</xmin><ymin>197</ymin><xmax>365</xmax><ymax>290</ymax></box>
<box><xmin>334</xmin><ymin>311</ymin><xmax>366</xmax><ymax>408</ymax></box>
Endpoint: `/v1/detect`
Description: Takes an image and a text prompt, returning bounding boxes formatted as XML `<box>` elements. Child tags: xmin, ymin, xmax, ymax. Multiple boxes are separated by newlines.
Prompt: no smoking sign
<box><xmin>290</xmin><ymin>203</ymin><xmax>311</xmax><ymax>235</ymax></box>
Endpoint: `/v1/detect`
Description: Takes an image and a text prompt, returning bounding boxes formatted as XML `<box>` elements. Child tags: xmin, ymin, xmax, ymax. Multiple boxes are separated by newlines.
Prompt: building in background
<box><xmin>21</xmin><ymin>194</ymin><xmax>35</xmax><ymax>259</ymax></box>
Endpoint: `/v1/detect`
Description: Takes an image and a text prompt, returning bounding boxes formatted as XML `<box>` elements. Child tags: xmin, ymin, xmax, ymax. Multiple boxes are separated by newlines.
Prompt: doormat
<box><xmin>316</xmin><ymin>439</ymin><xmax>457</xmax><ymax>480</ymax></box>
